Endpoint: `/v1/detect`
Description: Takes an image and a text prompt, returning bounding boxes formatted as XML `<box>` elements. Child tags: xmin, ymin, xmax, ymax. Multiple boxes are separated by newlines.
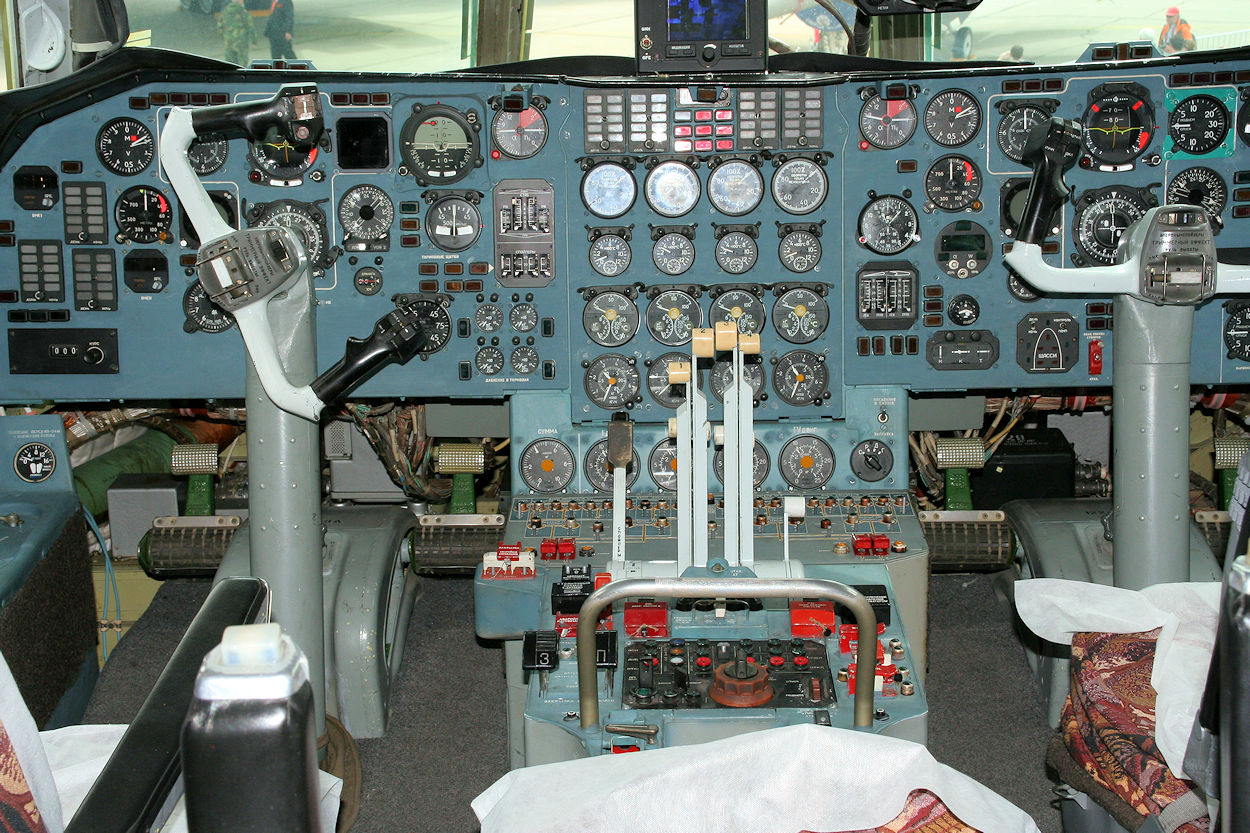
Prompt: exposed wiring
<box><xmin>83</xmin><ymin>510</ymin><xmax>121</xmax><ymax>662</ymax></box>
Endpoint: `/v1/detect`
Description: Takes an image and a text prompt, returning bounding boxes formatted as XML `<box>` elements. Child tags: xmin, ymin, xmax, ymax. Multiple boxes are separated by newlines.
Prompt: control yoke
<box><xmin>160</xmin><ymin>85</ymin><xmax>427</xmax><ymax>420</ymax></box>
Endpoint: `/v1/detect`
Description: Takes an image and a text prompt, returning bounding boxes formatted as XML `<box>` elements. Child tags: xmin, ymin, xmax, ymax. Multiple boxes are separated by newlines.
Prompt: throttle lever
<box><xmin>1016</xmin><ymin>117</ymin><xmax>1082</xmax><ymax>245</ymax></box>
<box><xmin>191</xmin><ymin>84</ymin><xmax>323</xmax><ymax>149</ymax></box>
<box><xmin>311</xmin><ymin>304</ymin><xmax>429</xmax><ymax>405</ymax></box>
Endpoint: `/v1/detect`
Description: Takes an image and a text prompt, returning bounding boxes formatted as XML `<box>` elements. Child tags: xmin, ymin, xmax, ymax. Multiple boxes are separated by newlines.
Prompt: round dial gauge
<box><xmin>115</xmin><ymin>185</ymin><xmax>173</xmax><ymax>244</ymax></box>
<box><xmin>583</xmin><ymin>291</ymin><xmax>639</xmax><ymax>347</ymax></box>
<box><xmin>773</xmin><ymin>287</ymin><xmax>829</xmax><ymax>344</ymax></box>
<box><xmin>13</xmin><ymin>442</ymin><xmax>56</xmax><ymax>484</ymax></box>
<box><xmin>708</xmin><ymin>160</ymin><xmax>764</xmax><ymax>216</ymax></box>
<box><xmin>584</xmin><ymin>354</ymin><xmax>641</xmax><ymax>410</ymax></box>
<box><xmin>510</xmin><ymin>302</ymin><xmax>538</xmax><ymax>332</ymax></box>
<box><xmin>778</xmin><ymin>230</ymin><xmax>822</xmax><ymax>273</ymax></box>
<box><xmin>648</xmin><ymin>439</ymin><xmax>681</xmax><ymax>491</ymax></box>
<box><xmin>997</xmin><ymin>104</ymin><xmax>1050</xmax><ymax>163</ymax></box>
<box><xmin>511</xmin><ymin>346</ymin><xmax>539</xmax><ymax>374</ymax></box>
<box><xmin>1082</xmin><ymin>88</ymin><xmax>1154</xmax><ymax>165</ymax></box>
<box><xmin>772</xmin><ymin>158</ymin><xmax>827</xmax><ymax>215</ymax></box>
<box><xmin>187</xmin><ymin>134</ymin><xmax>228</xmax><ymax>176</ymax></box>
<box><xmin>924</xmin><ymin>89</ymin><xmax>982</xmax><ymax>147</ymax></box>
<box><xmin>474</xmin><ymin>303</ymin><xmax>503</xmax><ymax>332</ymax></box>
<box><xmin>647</xmin><ymin>352</ymin><xmax>693</xmax><ymax>408</ymax></box>
<box><xmin>338</xmin><ymin>184</ymin><xmax>394</xmax><ymax>241</ymax></box>
<box><xmin>850</xmin><ymin>439</ymin><xmax>894</xmax><ymax>483</ymax></box>
<box><xmin>714</xmin><ymin>232</ymin><xmax>758</xmax><ymax>275</ymax></box>
<box><xmin>1074</xmin><ymin>187</ymin><xmax>1152</xmax><ymax>265</ymax></box>
<box><xmin>475</xmin><ymin>346</ymin><xmax>504</xmax><ymax>375</ymax></box>
<box><xmin>96</xmin><ymin>118</ymin><xmax>155</xmax><ymax>175</ymax></box>
<box><xmin>425</xmin><ymin>196</ymin><xmax>481</xmax><ymax>252</ymax></box>
<box><xmin>858</xmin><ymin>195</ymin><xmax>919</xmax><ymax>255</ymax></box>
<box><xmin>644</xmin><ymin>161</ymin><xmax>701</xmax><ymax>218</ymax></box>
<box><xmin>652</xmin><ymin>232</ymin><xmax>695</xmax><ymax>276</ymax></box>
<box><xmin>1225</xmin><ymin>306</ymin><xmax>1250</xmax><ymax>361</ymax></box>
<box><xmin>714</xmin><ymin>440</ymin><xmax>770</xmax><ymax>488</ymax></box>
<box><xmin>859</xmin><ymin>94</ymin><xmax>917</xmax><ymax>149</ymax></box>
<box><xmin>255</xmin><ymin>201</ymin><xmax>328</xmax><ymax>267</ymax></box>
<box><xmin>353</xmin><ymin>267</ymin><xmax>383</xmax><ymax>296</ymax></box>
<box><xmin>1167</xmin><ymin>166</ymin><xmax>1228</xmax><ymax>218</ymax></box>
<box><xmin>710</xmin><ymin>357</ymin><xmax>765</xmax><ymax>402</ymax></box>
<box><xmin>772</xmin><ymin>350</ymin><xmax>829</xmax><ymax>406</ymax></box>
<box><xmin>250</xmin><ymin>126</ymin><xmax>317</xmax><ymax>179</ymax></box>
<box><xmin>581</xmin><ymin>163</ymin><xmax>637</xmax><ymax>219</ymax></box>
<box><xmin>924</xmin><ymin>155</ymin><xmax>982</xmax><ymax>211</ymax></box>
<box><xmin>646</xmin><ymin>289</ymin><xmax>702</xmax><ymax>346</ymax></box>
<box><xmin>584</xmin><ymin>439</ymin><xmax>641</xmax><ymax>492</ymax></box>
<box><xmin>1169</xmin><ymin>94</ymin><xmax>1229</xmax><ymax>156</ymax></box>
<box><xmin>589</xmin><ymin>233</ymin><xmax>632</xmax><ymax>277</ymax></box>
<box><xmin>492</xmin><ymin>105</ymin><xmax>548</xmax><ymax>159</ymax></box>
<box><xmin>1007</xmin><ymin>269</ymin><xmax>1041</xmax><ymax>302</ymax></box>
<box><xmin>399</xmin><ymin>105</ymin><xmax>480</xmax><ymax>184</ymax></box>
<box><xmin>779</xmin><ymin>435</ymin><xmax>835</xmax><ymax>489</ymax></box>
<box><xmin>519</xmin><ymin>439</ymin><xmax>575</xmax><ymax>493</ymax></box>
<box><xmin>402</xmin><ymin>298</ymin><xmax>453</xmax><ymax>353</ymax></box>
<box><xmin>710</xmin><ymin>288</ymin><xmax>766</xmax><ymax>334</ymax></box>
<box><xmin>947</xmin><ymin>294</ymin><xmax>980</xmax><ymax>326</ymax></box>
<box><xmin>181</xmin><ymin>281</ymin><xmax>234</xmax><ymax>334</ymax></box>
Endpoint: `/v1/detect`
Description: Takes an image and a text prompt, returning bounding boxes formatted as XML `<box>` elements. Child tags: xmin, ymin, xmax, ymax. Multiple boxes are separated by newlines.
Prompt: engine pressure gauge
<box><xmin>337</xmin><ymin>184</ymin><xmax>394</xmax><ymax>242</ymax></box>
<box><xmin>858</xmin><ymin>195</ymin><xmax>919</xmax><ymax>255</ymax></box>
<box><xmin>13</xmin><ymin>442</ymin><xmax>56</xmax><ymax>484</ymax></box>
<box><xmin>584</xmin><ymin>354</ymin><xmax>640</xmax><ymax>409</ymax></box>
<box><xmin>714</xmin><ymin>231</ymin><xmax>758</xmax><ymax>275</ymax></box>
<box><xmin>779</xmin><ymin>435</ymin><xmax>835</xmax><ymax>489</ymax></box>
<box><xmin>399</xmin><ymin>104</ymin><xmax>481</xmax><ymax>185</ymax></box>
<box><xmin>424</xmin><ymin>196</ymin><xmax>481</xmax><ymax>252</ymax></box>
<box><xmin>1166</xmin><ymin>167</ymin><xmax>1228</xmax><ymax>218</ymax></box>
<box><xmin>475</xmin><ymin>346</ymin><xmax>504</xmax><ymax>375</ymax></box>
<box><xmin>859</xmin><ymin>94</ymin><xmax>917</xmax><ymax>149</ymax></box>
<box><xmin>707</xmin><ymin>160</ymin><xmax>763</xmax><ymax>216</ymax></box>
<box><xmin>997</xmin><ymin>104</ymin><xmax>1050</xmax><ymax>163</ymax></box>
<box><xmin>710</xmin><ymin>287</ymin><xmax>766</xmax><ymax>334</ymax></box>
<box><xmin>583</xmin><ymin>290</ymin><xmax>639</xmax><ymax>347</ymax></box>
<box><xmin>492</xmin><ymin>105</ymin><xmax>548</xmax><ymax>159</ymax></box>
<box><xmin>646</xmin><ymin>288</ymin><xmax>702</xmax><ymax>346</ymax></box>
<box><xmin>924</xmin><ymin>89</ymin><xmax>982</xmax><ymax>147</ymax></box>
<box><xmin>115</xmin><ymin>185</ymin><xmax>173</xmax><ymax>244</ymax></box>
<box><xmin>647</xmin><ymin>351</ymin><xmax>693</xmax><ymax>408</ymax></box>
<box><xmin>772</xmin><ymin>158</ymin><xmax>827</xmax><ymax>215</ymax></box>
<box><xmin>648</xmin><ymin>439</ymin><xmax>680</xmax><ymax>491</ymax></box>
<box><xmin>652</xmin><ymin>232</ymin><xmax>695</xmax><ymax>276</ymax></box>
<box><xmin>519</xmin><ymin>439</ymin><xmax>575</xmax><ymax>493</ymax></box>
<box><xmin>714</xmin><ymin>440</ymin><xmax>770</xmax><ymax>487</ymax></box>
<box><xmin>772</xmin><ymin>350</ymin><xmax>829</xmax><ymax>406</ymax></box>
<box><xmin>581</xmin><ymin>162</ymin><xmax>637</xmax><ymax>219</ymax></box>
<box><xmin>511</xmin><ymin>346</ymin><xmax>539</xmax><ymax>375</ymax></box>
<box><xmin>474</xmin><ymin>303</ymin><xmax>503</xmax><ymax>332</ymax></box>
<box><xmin>187</xmin><ymin>134</ymin><xmax>229</xmax><ymax>176</ymax></box>
<box><xmin>1073</xmin><ymin>186</ymin><xmax>1153</xmax><ymax>265</ymax></box>
<box><xmin>710</xmin><ymin>356</ymin><xmax>765</xmax><ymax>402</ymax></box>
<box><xmin>850</xmin><ymin>439</ymin><xmax>894</xmax><ymax>483</ymax></box>
<box><xmin>96</xmin><ymin>117</ymin><xmax>155</xmax><ymax>175</ymax></box>
<box><xmin>589</xmin><ymin>233</ymin><xmax>632</xmax><ymax>277</ymax></box>
<box><xmin>644</xmin><ymin>161</ymin><xmax>701</xmax><ymax>218</ymax></box>
<box><xmin>585</xmin><ymin>439</ymin><xmax>640</xmax><ymax>492</ymax></box>
<box><xmin>778</xmin><ymin>230</ymin><xmax>822</xmax><ymax>273</ymax></box>
<box><xmin>773</xmin><ymin>287</ymin><xmax>829</xmax><ymax>344</ymax></box>
<box><xmin>1169</xmin><ymin>94</ymin><xmax>1229</xmax><ymax>155</ymax></box>
<box><xmin>924</xmin><ymin>156</ymin><xmax>982</xmax><ymax>211</ymax></box>
<box><xmin>509</xmin><ymin>302</ymin><xmax>538</xmax><ymax>332</ymax></box>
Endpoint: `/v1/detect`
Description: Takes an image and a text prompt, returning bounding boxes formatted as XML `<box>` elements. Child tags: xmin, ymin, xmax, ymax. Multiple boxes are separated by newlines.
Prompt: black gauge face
<box><xmin>778</xmin><ymin>230</ymin><xmax>822</xmax><ymax>273</ymax></box>
<box><xmin>772</xmin><ymin>350</ymin><xmax>829</xmax><ymax>406</ymax></box>
<box><xmin>773</xmin><ymin>287</ymin><xmax>829</xmax><ymax>344</ymax></box>
<box><xmin>425</xmin><ymin>196</ymin><xmax>481</xmax><ymax>252</ymax></box>
<box><xmin>584</xmin><ymin>353</ymin><xmax>641</xmax><ymax>410</ymax></box>
<box><xmin>511</xmin><ymin>346</ymin><xmax>539</xmax><ymax>374</ymax></box>
<box><xmin>96</xmin><ymin>118</ymin><xmax>155</xmax><ymax>175</ymax></box>
<box><xmin>492</xmin><ymin>106</ymin><xmax>548</xmax><ymax>159</ymax></box>
<box><xmin>644</xmin><ymin>161</ymin><xmax>701</xmax><ymax>218</ymax></box>
<box><xmin>250</xmin><ymin>126</ymin><xmax>317</xmax><ymax>179</ymax></box>
<box><xmin>353</xmin><ymin>266</ymin><xmax>383</xmax><ymax>296</ymax></box>
<box><xmin>187</xmin><ymin>134</ymin><xmax>229</xmax><ymax>176</ymax></box>
<box><xmin>772</xmin><ymin>158</ymin><xmax>827</xmax><ymax>215</ymax></box>
<box><xmin>584</xmin><ymin>439</ymin><xmax>640</xmax><ymax>492</ymax></box>
<box><xmin>1082</xmin><ymin>88</ymin><xmax>1155</xmax><ymax>166</ymax></box>
<box><xmin>924</xmin><ymin>89</ymin><xmax>982</xmax><ymax>147</ymax></box>
<box><xmin>399</xmin><ymin>106</ymin><xmax>480</xmax><ymax>184</ymax></box>
<box><xmin>710</xmin><ymin>288</ymin><xmax>766</xmax><ymax>334</ymax></box>
<box><xmin>859</xmin><ymin>94</ymin><xmax>917</xmax><ymax>149</ymax></box>
<box><xmin>519</xmin><ymin>439</ymin><xmax>575</xmax><ymax>493</ymax></box>
<box><xmin>999</xmin><ymin>179</ymin><xmax>1039</xmax><ymax>238</ymax></box>
<box><xmin>402</xmin><ymin>297</ymin><xmax>453</xmax><ymax>354</ymax></box>
<box><xmin>648</xmin><ymin>439</ymin><xmax>680</xmax><ymax>491</ymax></box>
<box><xmin>779</xmin><ymin>435</ymin><xmax>835</xmax><ymax>489</ymax></box>
<box><xmin>997</xmin><ymin>105</ymin><xmax>1050</xmax><ymax>163</ymax></box>
<box><xmin>510</xmin><ymin>302</ymin><xmax>538</xmax><ymax>332</ymax></box>
<box><xmin>588</xmin><ymin>233</ymin><xmax>632</xmax><ymax>278</ymax></box>
<box><xmin>474</xmin><ymin>303</ymin><xmax>503</xmax><ymax>332</ymax></box>
<box><xmin>710</xmin><ymin>356</ymin><xmax>765</xmax><ymax>402</ymax></box>
<box><xmin>652</xmin><ymin>232</ymin><xmax>696</xmax><ymax>276</ymax></box>
<box><xmin>1169</xmin><ymin>94</ymin><xmax>1229</xmax><ymax>156</ymax></box>
<box><xmin>646</xmin><ymin>289</ymin><xmax>702</xmax><ymax>346</ymax></box>
<box><xmin>859</xmin><ymin>196</ymin><xmax>919</xmax><ymax>255</ymax></box>
<box><xmin>707</xmin><ymin>160</ymin><xmax>763</xmax><ymax>216</ymax></box>
<box><xmin>255</xmin><ymin>201</ymin><xmax>328</xmax><ymax>267</ymax></box>
<box><xmin>1167</xmin><ymin>167</ymin><xmax>1228</xmax><ymax>218</ymax></box>
<box><xmin>714</xmin><ymin>440</ymin><xmax>769</xmax><ymax>488</ymax></box>
<box><xmin>581</xmin><ymin>163</ymin><xmax>637</xmax><ymax>219</ymax></box>
<box><xmin>924</xmin><ymin>155</ymin><xmax>982</xmax><ymax>211</ymax></box>
<box><xmin>1074</xmin><ymin>187</ymin><xmax>1152</xmax><ymax>265</ymax></box>
<box><xmin>714</xmin><ymin>232</ymin><xmax>758</xmax><ymax>275</ymax></box>
<box><xmin>115</xmin><ymin>185</ymin><xmax>173</xmax><ymax>244</ymax></box>
<box><xmin>13</xmin><ymin>442</ymin><xmax>56</xmax><ymax>484</ymax></box>
<box><xmin>475</xmin><ymin>346</ymin><xmax>504</xmax><ymax>375</ymax></box>
<box><xmin>1007</xmin><ymin>269</ymin><xmax>1040</xmax><ymax>302</ymax></box>
<box><xmin>338</xmin><ymin>184</ymin><xmax>394</xmax><ymax>241</ymax></box>
<box><xmin>647</xmin><ymin>351</ymin><xmax>692</xmax><ymax>408</ymax></box>
<box><xmin>583</xmin><ymin>290</ymin><xmax>639</xmax><ymax>347</ymax></box>
<box><xmin>947</xmin><ymin>294</ymin><xmax>980</xmax><ymax>326</ymax></box>
<box><xmin>182</xmin><ymin>281</ymin><xmax>234</xmax><ymax>334</ymax></box>
<box><xmin>1225</xmin><ymin>307</ymin><xmax>1250</xmax><ymax>361</ymax></box>
<box><xmin>850</xmin><ymin>439</ymin><xmax>894</xmax><ymax>483</ymax></box>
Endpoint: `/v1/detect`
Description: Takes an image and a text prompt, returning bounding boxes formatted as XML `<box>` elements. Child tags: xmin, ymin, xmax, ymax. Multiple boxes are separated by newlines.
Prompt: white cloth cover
<box><xmin>0</xmin><ymin>652</ymin><xmax>64</xmax><ymax>833</ymax></box>
<box><xmin>1014</xmin><ymin>578</ymin><xmax>1220</xmax><ymax>779</ymax></box>
<box><xmin>473</xmin><ymin>723</ymin><xmax>1042</xmax><ymax>833</ymax></box>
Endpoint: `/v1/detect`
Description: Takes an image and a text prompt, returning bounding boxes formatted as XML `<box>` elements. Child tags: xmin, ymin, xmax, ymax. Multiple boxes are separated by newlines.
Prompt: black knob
<box><xmin>701</xmin><ymin>45</ymin><xmax>717</xmax><ymax>62</ymax></box>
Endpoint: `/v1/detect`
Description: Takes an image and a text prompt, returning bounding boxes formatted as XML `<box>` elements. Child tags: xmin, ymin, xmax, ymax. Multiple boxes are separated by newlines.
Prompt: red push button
<box><xmin>1089</xmin><ymin>340</ymin><xmax>1104</xmax><ymax>375</ymax></box>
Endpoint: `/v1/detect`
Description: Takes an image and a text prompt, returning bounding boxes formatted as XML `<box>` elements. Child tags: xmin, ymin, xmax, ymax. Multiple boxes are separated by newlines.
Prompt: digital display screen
<box><xmin>940</xmin><ymin>234</ymin><xmax>988</xmax><ymax>253</ymax></box>
<box><xmin>666</xmin><ymin>0</ymin><xmax>748</xmax><ymax>43</ymax></box>
<box><xmin>337</xmin><ymin>116</ymin><xmax>390</xmax><ymax>170</ymax></box>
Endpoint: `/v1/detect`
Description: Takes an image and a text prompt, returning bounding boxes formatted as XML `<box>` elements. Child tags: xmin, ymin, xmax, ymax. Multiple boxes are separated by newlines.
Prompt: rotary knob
<box><xmin>708</xmin><ymin>650</ymin><xmax>774</xmax><ymax>708</ymax></box>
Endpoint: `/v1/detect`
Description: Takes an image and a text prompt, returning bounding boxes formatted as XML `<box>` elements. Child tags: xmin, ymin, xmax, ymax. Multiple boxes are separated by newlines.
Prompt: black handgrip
<box><xmin>1017</xmin><ymin>117</ymin><xmax>1082</xmax><ymax>245</ymax></box>
<box><xmin>311</xmin><ymin>305</ymin><xmax>427</xmax><ymax>404</ymax></box>
<box><xmin>190</xmin><ymin>83</ymin><xmax>323</xmax><ymax>148</ymax></box>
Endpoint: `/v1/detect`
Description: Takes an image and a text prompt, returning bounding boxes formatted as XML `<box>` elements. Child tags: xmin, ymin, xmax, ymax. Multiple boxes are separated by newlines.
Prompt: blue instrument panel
<box><xmin>3</xmin><ymin>49</ymin><xmax>1250</xmax><ymax>413</ymax></box>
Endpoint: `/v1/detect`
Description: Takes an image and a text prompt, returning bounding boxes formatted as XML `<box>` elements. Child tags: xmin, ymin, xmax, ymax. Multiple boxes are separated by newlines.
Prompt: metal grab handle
<box><xmin>576</xmin><ymin>577</ymin><xmax>878</xmax><ymax>731</ymax></box>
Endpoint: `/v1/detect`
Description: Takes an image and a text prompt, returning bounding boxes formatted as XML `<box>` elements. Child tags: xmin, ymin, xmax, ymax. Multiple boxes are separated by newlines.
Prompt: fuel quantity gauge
<box><xmin>779</xmin><ymin>435</ymin><xmax>835</xmax><ymax>489</ymax></box>
<box><xmin>519</xmin><ymin>439</ymin><xmax>575</xmax><ymax>493</ymax></box>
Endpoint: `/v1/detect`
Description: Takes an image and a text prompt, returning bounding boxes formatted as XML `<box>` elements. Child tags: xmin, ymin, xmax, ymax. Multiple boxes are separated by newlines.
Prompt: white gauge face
<box><xmin>779</xmin><ymin>435</ymin><xmax>835</xmax><ymax>489</ymax></box>
<box><xmin>492</xmin><ymin>106</ymin><xmax>548</xmax><ymax>159</ymax></box>
<box><xmin>588</xmin><ymin>233</ymin><xmax>632</xmax><ymax>277</ymax></box>
<box><xmin>519</xmin><ymin>439</ymin><xmax>575</xmax><ymax>493</ymax></box>
<box><xmin>582</xmin><ymin>163</ymin><xmax>637</xmax><ymax>218</ymax></box>
<box><xmin>646</xmin><ymin>351</ymin><xmax>692</xmax><ymax>408</ymax></box>
<box><xmin>644</xmin><ymin>161</ymin><xmax>701</xmax><ymax>217</ymax></box>
<box><xmin>424</xmin><ymin>196</ymin><xmax>482</xmax><ymax>252</ymax></box>
<box><xmin>778</xmin><ymin>230</ymin><xmax>822</xmax><ymax>273</ymax></box>
<box><xmin>648</xmin><ymin>439</ymin><xmax>681</xmax><ymax>491</ymax></box>
<box><xmin>707</xmin><ymin>160</ymin><xmax>764</xmax><ymax>216</ymax></box>
<box><xmin>710</xmin><ymin>356</ymin><xmax>765</xmax><ymax>402</ymax></box>
<box><xmin>710</xmin><ymin>288</ymin><xmax>766</xmax><ymax>334</ymax></box>
<box><xmin>583</xmin><ymin>290</ymin><xmax>639</xmax><ymax>347</ymax></box>
<box><xmin>772</xmin><ymin>158</ymin><xmax>828</xmax><ymax>215</ymax></box>
<box><xmin>714</xmin><ymin>440</ymin><xmax>770</xmax><ymax>488</ymax></box>
<box><xmin>584</xmin><ymin>353</ymin><xmax>641</xmax><ymax>409</ymax></box>
<box><xmin>773</xmin><ymin>287</ymin><xmax>829</xmax><ymax>345</ymax></box>
<box><xmin>337</xmin><ymin>184</ymin><xmax>394</xmax><ymax>241</ymax></box>
<box><xmin>859</xmin><ymin>195</ymin><xmax>919</xmax><ymax>255</ymax></box>
<box><xmin>714</xmin><ymin>232</ymin><xmax>758</xmax><ymax>275</ymax></box>
<box><xmin>584</xmin><ymin>439</ymin><xmax>640</xmax><ymax>492</ymax></box>
<box><xmin>772</xmin><ymin>350</ymin><xmax>830</xmax><ymax>406</ymax></box>
<box><xmin>652</xmin><ymin>233</ymin><xmax>696</xmax><ymax>276</ymax></box>
<box><xmin>646</xmin><ymin>289</ymin><xmax>702</xmax><ymax>346</ymax></box>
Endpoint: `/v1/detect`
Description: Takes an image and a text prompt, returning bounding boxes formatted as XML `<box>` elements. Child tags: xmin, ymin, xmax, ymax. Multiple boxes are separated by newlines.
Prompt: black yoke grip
<box><xmin>1017</xmin><ymin>117</ymin><xmax>1082</xmax><ymax>246</ymax></box>
<box><xmin>310</xmin><ymin>304</ymin><xmax>428</xmax><ymax>405</ymax></box>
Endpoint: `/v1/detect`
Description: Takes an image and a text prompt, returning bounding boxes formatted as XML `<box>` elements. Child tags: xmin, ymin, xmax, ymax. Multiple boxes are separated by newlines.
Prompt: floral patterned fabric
<box><xmin>803</xmin><ymin>789</ymin><xmax>979</xmax><ymax>833</ymax></box>
<box><xmin>0</xmin><ymin>718</ymin><xmax>46</xmax><ymax>833</ymax></box>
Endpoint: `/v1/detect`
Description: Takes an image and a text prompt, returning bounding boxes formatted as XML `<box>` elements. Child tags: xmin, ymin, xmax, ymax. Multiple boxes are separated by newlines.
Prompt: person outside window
<box><xmin>219</xmin><ymin>0</ymin><xmax>255</xmax><ymax>66</ymax></box>
<box><xmin>1159</xmin><ymin>6</ymin><xmax>1196</xmax><ymax>54</ymax></box>
<box><xmin>265</xmin><ymin>0</ymin><xmax>297</xmax><ymax>60</ymax></box>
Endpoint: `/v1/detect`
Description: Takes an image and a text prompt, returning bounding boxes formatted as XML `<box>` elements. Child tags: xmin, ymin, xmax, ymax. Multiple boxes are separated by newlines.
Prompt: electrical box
<box><xmin>969</xmin><ymin>428</ymin><xmax>1075</xmax><ymax>510</ymax></box>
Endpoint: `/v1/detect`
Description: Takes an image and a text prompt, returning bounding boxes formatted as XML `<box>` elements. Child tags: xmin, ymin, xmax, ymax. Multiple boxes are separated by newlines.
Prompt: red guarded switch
<box><xmin>624</xmin><ymin>601</ymin><xmax>669</xmax><ymax>637</ymax></box>
<box><xmin>1089</xmin><ymin>340</ymin><xmax>1104</xmax><ymax>375</ymax></box>
<box><xmin>790</xmin><ymin>600</ymin><xmax>837</xmax><ymax>637</ymax></box>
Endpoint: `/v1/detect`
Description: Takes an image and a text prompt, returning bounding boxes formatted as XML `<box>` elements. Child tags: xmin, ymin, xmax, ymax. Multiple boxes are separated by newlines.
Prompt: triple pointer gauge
<box><xmin>646</xmin><ymin>289</ymin><xmax>702</xmax><ymax>346</ymax></box>
<box><xmin>772</xmin><ymin>350</ymin><xmax>829</xmax><ymax>406</ymax></box>
<box><xmin>399</xmin><ymin>104</ymin><xmax>481</xmax><ymax>185</ymax></box>
<box><xmin>710</xmin><ymin>357</ymin><xmax>765</xmax><ymax>402</ymax></box>
<box><xmin>647</xmin><ymin>351</ymin><xmax>692</xmax><ymax>408</ymax></box>
<box><xmin>773</xmin><ymin>287</ymin><xmax>829</xmax><ymax>344</ymax></box>
<box><xmin>710</xmin><ymin>288</ymin><xmax>766</xmax><ymax>334</ymax></box>
<box><xmin>583</xmin><ymin>290</ymin><xmax>639</xmax><ymax>347</ymax></box>
<box><xmin>584</xmin><ymin>354</ymin><xmax>641</xmax><ymax>409</ymax></box>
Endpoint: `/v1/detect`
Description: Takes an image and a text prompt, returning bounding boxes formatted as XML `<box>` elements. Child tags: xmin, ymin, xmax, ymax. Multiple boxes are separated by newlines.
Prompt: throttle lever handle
<box><xmin>190</xmin><ymin>84</ymin><xmax>323</xmax><ymax>149</ymax></box>
<box><xmin>1016</xmin><ymin>117</ymin><xmax>1082</xmax><ymax>245</ymax></box>
<box><xmin>311</xmin><ymin>304</ymin><xmax>429</xmax><ymax>405</ymax></box>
